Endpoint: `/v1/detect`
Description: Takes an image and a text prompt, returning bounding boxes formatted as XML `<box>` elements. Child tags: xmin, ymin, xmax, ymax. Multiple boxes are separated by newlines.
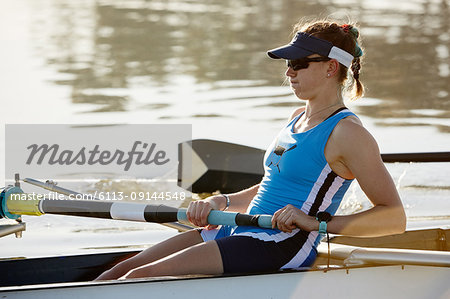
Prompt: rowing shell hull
<box><xmin>1</xmin><ymin>265</ymin><xmax>449</xmax><ymax>299</ymax></box>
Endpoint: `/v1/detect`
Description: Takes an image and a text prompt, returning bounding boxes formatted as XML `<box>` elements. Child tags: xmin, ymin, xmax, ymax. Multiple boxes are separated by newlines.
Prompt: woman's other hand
<box><xmin>271</xmin><ymin>204</ymin><xmax>317</xmax><ymax>233</ymax></box>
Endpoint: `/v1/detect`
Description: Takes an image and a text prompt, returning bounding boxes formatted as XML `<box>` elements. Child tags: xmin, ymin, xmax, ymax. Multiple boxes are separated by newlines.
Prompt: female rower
<box><xmin>96</xmin><ymin>20</ymin><xmax>406</xmax><ymax>280</ymax></box>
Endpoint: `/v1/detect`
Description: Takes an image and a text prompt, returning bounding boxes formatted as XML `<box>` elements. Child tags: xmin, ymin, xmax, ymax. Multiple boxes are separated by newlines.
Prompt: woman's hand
<box><xmin>271</xmin><ymin>204</ymin><xmax>317</xmax><ymax>233</ymax></box>
<box><xmin>186</xmin><ymin>197</ymin><xmax>223</xmax><ymax>230</ymax></box>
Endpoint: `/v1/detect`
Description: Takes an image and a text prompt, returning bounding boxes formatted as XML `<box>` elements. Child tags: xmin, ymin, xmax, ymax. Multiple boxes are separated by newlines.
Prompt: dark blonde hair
<box><xmin>293</xmin><ymin>21</ymin><xmax>364</xmax><ymax>100</ymax></box>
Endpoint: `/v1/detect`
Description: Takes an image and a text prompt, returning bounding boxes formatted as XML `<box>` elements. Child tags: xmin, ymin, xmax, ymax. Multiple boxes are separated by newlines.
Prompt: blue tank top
<box><xmin>233</xmin><ymin>108</ymin><xmax>355</xmax><ymax>239</ymax></box>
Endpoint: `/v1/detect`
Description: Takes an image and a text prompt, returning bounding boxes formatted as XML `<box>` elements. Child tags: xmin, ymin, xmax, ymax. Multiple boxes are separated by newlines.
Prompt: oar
<box><xmin>178</xmin><ymin>139</ymin><xmax>450</xmax><ymax>193</ymax></box>
<box><xmin>380</xmin><ymin>152</ymin><xmax>450</xmax><ymax>163</ymax></box>
<box><xmin>1</xmin><ymin>186</ymin><xmax>273</xmax><ymax>229</ymax></box>
<box><xmin>22</xmin><ymin>177</ymin><xmax>193</xmax><ymax>232</ymax></box>
<box><xmin>178</xmin><ymin>139</ymin><xmax>265</xmax><ymax>193</ymax></box>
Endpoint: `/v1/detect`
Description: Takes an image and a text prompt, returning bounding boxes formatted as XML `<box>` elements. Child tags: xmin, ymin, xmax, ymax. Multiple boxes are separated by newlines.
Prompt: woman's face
<box><xmin>285</xmin><ymin>55</ymin><xmax>330</xmax><ymax>100</ymax></box>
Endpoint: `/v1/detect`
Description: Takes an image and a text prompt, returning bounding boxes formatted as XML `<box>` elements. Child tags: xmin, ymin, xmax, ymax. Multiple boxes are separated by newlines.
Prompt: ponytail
<box><xmin>351</xmin><ymin>57</ymin><xmax>364</xmax><ymax>99</ymax></box>
<box><xmin>344</xmin><ymin>25</ymin><xmax>365</xmax><ymax>100</ymax></box>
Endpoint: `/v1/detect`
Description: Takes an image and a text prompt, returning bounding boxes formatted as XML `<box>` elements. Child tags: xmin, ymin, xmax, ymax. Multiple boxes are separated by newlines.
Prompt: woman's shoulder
<box><xmin>288</xmin><ymin>107</ymin><xmax>306</xmax><ymax>122</ymax></box>
<box><xmin>326</xmin><ymin>113</ymin><xmax>382</xmax><ymax>178</ymax></box>
<box><xmin>332</xmin><ymin>114</ymin><xmax>369</xmax><ymax>142</ymax></box>
<box><xmin>331</xmin><ymin>114</ymin><xmax>380</xmax><ymax>157</ymax></box>
<box><xmin>340</xmin><ymin>112</ymin><xmax>363</xmax><ymax>127</ymax></box>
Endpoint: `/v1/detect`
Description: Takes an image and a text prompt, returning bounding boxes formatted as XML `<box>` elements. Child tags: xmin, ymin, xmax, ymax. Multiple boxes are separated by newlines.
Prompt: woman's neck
<box><xmin>303</xmin><ymin>84</ymin><xmax>343</xmax><ymax>116</ymax></box>
<box><xmin>304</xmin><ymin>101</ymin><xmax>343</xmax><ymax>120</ymax></box>
<box><xmin>294</xmin><ymin>98</ymin><xmax>344</xmax><ymax>134</ymax></box>
<box><xmin>304</xmin><ymin>90</ymin><xmax>344</xmax><ymax>119</ymax></box>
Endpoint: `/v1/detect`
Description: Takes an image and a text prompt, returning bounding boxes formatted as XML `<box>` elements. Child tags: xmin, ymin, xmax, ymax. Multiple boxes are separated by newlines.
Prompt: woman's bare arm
<box><xmin>325</xmin><ymin>119</ymin><xmax>406</xmax><ymax>236</ymax></box>
<box><xmin>272</xmin><ymin>119</ymin><xmax>406</xmax><ymax>237</ymax></box>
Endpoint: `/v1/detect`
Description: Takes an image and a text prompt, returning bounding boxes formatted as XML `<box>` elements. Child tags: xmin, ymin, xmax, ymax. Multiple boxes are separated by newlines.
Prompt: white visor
<box><xmin>328</xmin><ymin>46</ymin><xmax>354</xmax><ymax>68</ymax></box>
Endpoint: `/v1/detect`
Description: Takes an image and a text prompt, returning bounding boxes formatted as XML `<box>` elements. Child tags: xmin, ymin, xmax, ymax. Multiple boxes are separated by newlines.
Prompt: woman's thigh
<box><xmin>96</xmin><ymin>229</ymin><xmax>204</xmax><ymax>280</ymax></box>
<box><xmin>124</xmin><ymin>240</ymin><xmax>223</xmax><ymax>278</ymax></box>
<box><xmin>127</xmin><ymin>229</ymin><xmax>204</xmax><ymax>267</ymax></box>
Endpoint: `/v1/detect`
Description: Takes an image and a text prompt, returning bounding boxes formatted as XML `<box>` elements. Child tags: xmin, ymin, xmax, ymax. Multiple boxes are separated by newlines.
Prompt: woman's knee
<box><xmin>121</xmin><ymin>264</ymin><xmax>154</xmax><ymax>279</ymax></box>
<box><xmin>97</xmin><ymin>229</ymin><xmax>204</xmax><ymax>280</ymax></box>
<box><xmin>98</xmin><ymin>259</ymin><xmax>134</xmax><ymax>280</ymax></box>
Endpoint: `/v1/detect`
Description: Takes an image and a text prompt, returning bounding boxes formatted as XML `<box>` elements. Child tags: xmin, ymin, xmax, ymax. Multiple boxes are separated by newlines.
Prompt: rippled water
<box><xmin>1</xmin><ymin>0</ymin><xmax>449</xmax><ymax>257</ymax></box>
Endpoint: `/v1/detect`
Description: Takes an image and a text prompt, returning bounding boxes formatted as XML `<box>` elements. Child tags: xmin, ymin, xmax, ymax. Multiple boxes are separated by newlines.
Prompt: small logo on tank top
<box><xmin>267</xmin><ymin>144</ymin><xmax>297</xmax><ymax>172</ymax></box>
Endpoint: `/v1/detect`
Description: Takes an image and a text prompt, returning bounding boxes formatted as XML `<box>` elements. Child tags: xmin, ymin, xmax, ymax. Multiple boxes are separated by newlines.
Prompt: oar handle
<box><xmin>177</xmin><ymin>208</ymin><xmax>273</xmax><ymax>229</ymax></box>
<box><xmin>1</xmin><ymin>187</ymin><xmax>274</xmax><ymax>229</ymax></box>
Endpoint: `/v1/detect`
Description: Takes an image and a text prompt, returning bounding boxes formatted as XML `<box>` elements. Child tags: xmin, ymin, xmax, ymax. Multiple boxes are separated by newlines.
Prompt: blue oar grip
<box><xmin>177</xmin><ymin>208</ymin><xmax>273</xmax><ymax>229</ymax></box>
<box><xmin>177</xmin><ymin>209</ymin><xmax>239</xmax><ymax>225</ymax></box>
<box><xmin>257</xmin><ymin>215</ymin><xmax>273</xmax><ymax>229</ymax></box>
<box><xmin>208</xmin><ymin>210</ymin><xmax>239</xmax><ymax>226</ymax></box>
<box><xmin>177</xmin><ymin>209</ymin><xmax>188</xmax><ymax>222</ymax></box>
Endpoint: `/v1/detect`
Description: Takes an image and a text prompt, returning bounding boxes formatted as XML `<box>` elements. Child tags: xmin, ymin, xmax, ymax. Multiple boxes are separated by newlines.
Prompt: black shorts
<box><xmin>198</xmin><ymin>226</ymin><xmax>317</xmax><ymax>274</ymax></box>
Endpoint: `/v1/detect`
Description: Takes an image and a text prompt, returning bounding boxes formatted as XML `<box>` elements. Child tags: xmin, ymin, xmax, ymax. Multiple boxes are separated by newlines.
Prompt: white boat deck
<box><xmin>0</xmin><ymin>264</ymin><xmax>449</xmax><ymax>299</ymax></box>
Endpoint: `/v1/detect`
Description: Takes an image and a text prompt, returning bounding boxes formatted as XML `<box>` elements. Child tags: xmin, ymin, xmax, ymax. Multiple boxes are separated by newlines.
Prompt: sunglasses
<box><xmin>286</xmin><ymin>57</ymin><xmax>331</xmax><ymax>71</ymax></box>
